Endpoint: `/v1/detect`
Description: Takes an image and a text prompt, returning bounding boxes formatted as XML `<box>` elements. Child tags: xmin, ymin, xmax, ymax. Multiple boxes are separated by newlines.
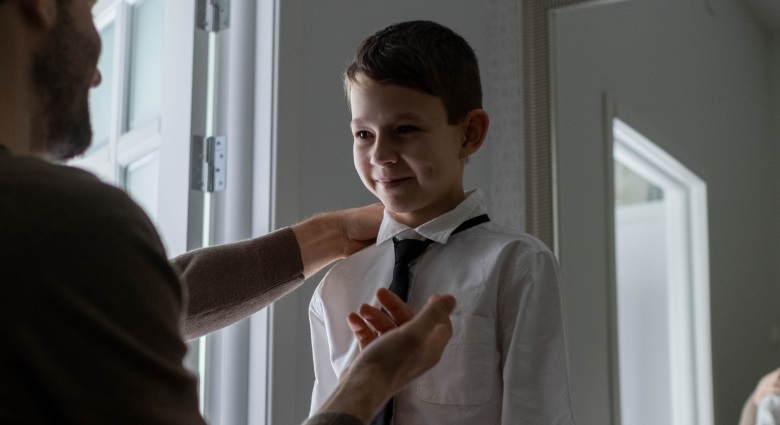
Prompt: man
<box><xmin>0</xmin><ymin>0</ymin><xmax>454</xmax><ymax>424</ymax></box>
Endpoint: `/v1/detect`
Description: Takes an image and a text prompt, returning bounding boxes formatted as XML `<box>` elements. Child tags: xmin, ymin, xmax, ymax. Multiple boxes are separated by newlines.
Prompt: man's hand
<box><xmin>347</xmin><ymin>288</ymin><xmax>416</xmax><ymax>350</ymax></box>
<box><xmin>292</xmin><ymin>203</ymin><xmax>383</xmax><ymax>278</ymax></box>
<box><xmin>753</xmin><ymin>367</ymin><xmax>780</xmax><ymax>406</ymax></box>
<box><xmin>315</xmin><ymin>290</ymin><xmax>456</xmax><ymax>423</ymax></box>
<box><xmin>352</xmin><ymin>290</ymin><xmax>455</xmax><ymax>391</ymax></box>
<box><xmin>339</xmin><ymin>203</ymin><xmax>384</xmax><ymax>257</ymax></box>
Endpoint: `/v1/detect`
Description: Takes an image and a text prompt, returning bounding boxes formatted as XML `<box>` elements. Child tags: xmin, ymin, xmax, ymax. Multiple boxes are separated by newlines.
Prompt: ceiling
<box><xmin>740</xmin><ymin>0</ymin><xmax>780</xmax><ymax>34</ymax></box>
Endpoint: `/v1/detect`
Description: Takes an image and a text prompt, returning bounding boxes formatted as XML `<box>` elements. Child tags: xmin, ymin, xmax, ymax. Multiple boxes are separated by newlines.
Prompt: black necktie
<box><xmin>388</xmin><ymin>238</ymin><xmax>435</xmax><ymax>303</ymax></box>
<box><xmin>371</xmin><ymin>214</ymin><xmax>490</xmax><ymax>425</ymax></box>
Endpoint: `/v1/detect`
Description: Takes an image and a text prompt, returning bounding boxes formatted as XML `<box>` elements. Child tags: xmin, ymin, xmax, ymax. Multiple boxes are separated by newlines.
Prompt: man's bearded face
<box><xmin>32</xmin><ymin>3</ymin><xmax>101</xmax><ymax>161</ymax></box>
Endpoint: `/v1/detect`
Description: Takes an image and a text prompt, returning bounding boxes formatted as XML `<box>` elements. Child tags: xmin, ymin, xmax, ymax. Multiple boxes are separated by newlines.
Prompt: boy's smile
<box><xmin>350</xmin><ymin>77</ymin><xmax>472</xmax><ymax>228</ymax></box>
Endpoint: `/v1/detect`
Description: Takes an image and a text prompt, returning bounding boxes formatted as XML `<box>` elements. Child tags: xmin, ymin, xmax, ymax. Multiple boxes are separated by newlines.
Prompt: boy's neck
<box><xmin>387</xmin><ymin>192</ymin><xmax>467</xmax><ymax>228</ymax></box>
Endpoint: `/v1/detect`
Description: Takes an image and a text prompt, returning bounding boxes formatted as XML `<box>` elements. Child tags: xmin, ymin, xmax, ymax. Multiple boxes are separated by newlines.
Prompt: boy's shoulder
<box><xmin>316</xmin><ymin>241</ymin><xmax>391</xmax><ymax>287</ymax></box>
<box><xmin>312</xmin><ymin>241</ymin><xmax>394</xmax><ymax>314</ymax></box>
<box><xmin>324</xmin><ymin>220</ymin><xmax>554</xmax><ymax>270</ymax></box>
<box><xmin>333</xmin><ymin>240</ymin><xmax>390</xmax><ymax>270</ymax></box>
<box><xmin>456</xmin><ymin>220</ymin><xmax>553</xmax><ymax>256</ymax></box>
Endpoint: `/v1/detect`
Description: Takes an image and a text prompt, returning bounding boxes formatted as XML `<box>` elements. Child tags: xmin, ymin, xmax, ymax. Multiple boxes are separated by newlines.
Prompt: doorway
<box><xmin>612</xmin><ymin>118</ymin><xmax>713</xmax><ymax>425</ymax></box>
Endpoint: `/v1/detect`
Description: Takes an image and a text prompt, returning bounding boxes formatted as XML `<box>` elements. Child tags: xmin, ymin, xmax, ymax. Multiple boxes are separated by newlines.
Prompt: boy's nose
<box><xmin>369</xmin><ymin>136</ymin><xmax>398</xmax><ymax>166</ymax></box>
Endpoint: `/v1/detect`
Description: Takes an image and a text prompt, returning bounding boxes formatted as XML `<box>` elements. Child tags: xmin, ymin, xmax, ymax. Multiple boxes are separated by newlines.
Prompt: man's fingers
<box><xmin>422</xmin><ymin>294</ymin><xmax>457</xmax><ymax>322</ymax></box>
<box><xmin>343</xmin><ymin>203</ymin><xmax>384</xmax><ymax>253</ymax></box>
<box><xmin>425</xmin><ymin>323</ymin><xmax>455</xmax><ymax>356</ymax></box>
<box><xmin>349</xmin><ymin>290</ymin><xmax>456</xmax><ymax>357</ymax></box>
<box><xmin>406</xmin><ymin>294</ymin><xmax>456</xmax><ymax>343</ymax></box>
<box><xmin>376</xmin><ymin>288</ymin><xmax>415</xmax><ymax>325</ymax></box>
<box><xmin>347</xmin><ymin>311</ymin><xmax>377</xmax><ymax>349</ymax></box>
<box><xmin>358</xmin><ymin>303</ymin><xmax>398</xmax><ymax>334</ymax></box>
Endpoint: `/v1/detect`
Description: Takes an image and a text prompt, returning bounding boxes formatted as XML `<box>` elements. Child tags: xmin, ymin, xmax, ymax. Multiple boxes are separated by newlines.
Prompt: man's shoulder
<box><xmin>1</xmin><ymin>153</ymin><xmax>102</xmax><ymax>187</ymax></box>
<box><xmin>1</xmin><ymin>155</ymin><xmax>148</xmax><ymax>225</ymax></box>
<box><xmin>0</xmin><ymin>155</ymin><xmax>157</xmax><ymax>250</ymax></box>
<box><xmin>1</xmin><ymin>154</ymin><xmax>180</xmax><ymax>322</ymax></box>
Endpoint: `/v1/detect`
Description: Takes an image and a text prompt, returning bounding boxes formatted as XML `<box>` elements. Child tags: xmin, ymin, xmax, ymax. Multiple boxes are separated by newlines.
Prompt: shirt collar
<box><xmin>376</xmin><ymin>189</ymin><xmax>487</xmax><ymax>246</ymax></box>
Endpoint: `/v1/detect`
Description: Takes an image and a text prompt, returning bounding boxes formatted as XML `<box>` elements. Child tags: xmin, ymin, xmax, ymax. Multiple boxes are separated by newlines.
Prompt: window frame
<box><xmin>79</xmin><ymin>2</ymin><xmax>277</xmax><ymax>424</ymax></box>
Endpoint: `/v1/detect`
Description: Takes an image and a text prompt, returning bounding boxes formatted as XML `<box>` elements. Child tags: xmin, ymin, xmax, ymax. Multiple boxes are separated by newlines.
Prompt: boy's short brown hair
<box><xmin>344</xmin><ymin>20</ymin><xmax>482</xmax><ymax>125</ymax></box>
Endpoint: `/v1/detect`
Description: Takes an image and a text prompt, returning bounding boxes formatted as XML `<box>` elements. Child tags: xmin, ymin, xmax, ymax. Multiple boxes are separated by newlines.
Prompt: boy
<box><xmin>309</xmin><ymin>20</ymin><xmax>576</xmax><ymax>424</ymax></box>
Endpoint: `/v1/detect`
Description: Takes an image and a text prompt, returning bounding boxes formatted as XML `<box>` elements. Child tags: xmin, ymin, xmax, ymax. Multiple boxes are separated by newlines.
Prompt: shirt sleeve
<box><xmin>173</xmin><ymin>227</ymin><xmax>306</xmax><ymax>340</ymax></box>
<box><xmin>309</xmin><ymin>283</ymin><xmax>340</xmax><ymax>414</ymax></box>
<box><xmin>757</xmin><ymin>394</ymin><xmax>780</xmax><ymax>425</ymax></box>
<box><xmin>498</xmin><ymin>249</ymin><xmax>577</xmax><ymax>425</ymax></box>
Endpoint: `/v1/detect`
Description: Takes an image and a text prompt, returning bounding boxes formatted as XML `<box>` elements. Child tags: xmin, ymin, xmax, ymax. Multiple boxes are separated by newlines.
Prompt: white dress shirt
<box><xmin>758</xmin><ymin>394</ymin><xmax>780</xmax><ymax>425</ymax></box>
<box><xmin>309</xmin><ymin>190</ymin><xmax>576</xmax><ymax>425</ymax></box>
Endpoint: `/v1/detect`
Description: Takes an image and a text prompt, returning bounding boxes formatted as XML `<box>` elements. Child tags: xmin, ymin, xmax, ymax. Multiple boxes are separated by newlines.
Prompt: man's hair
<box><xmin>344</xmin><ymin>20</ymin><xmax>482</xmax><ymax>125</ymax></box>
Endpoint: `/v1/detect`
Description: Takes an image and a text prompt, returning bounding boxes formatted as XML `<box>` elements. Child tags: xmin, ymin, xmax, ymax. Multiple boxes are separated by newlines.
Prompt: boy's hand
<box><xmin>347</xmin><ymin>288</ymin><xmax>451</xmax><ymax>350</ymax></box>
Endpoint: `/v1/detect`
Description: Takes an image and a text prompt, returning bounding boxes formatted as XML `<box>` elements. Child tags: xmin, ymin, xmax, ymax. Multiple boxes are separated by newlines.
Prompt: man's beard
<box><xmin>31</xmin><ymin>6</ymin><xmax>100</xmax><ymax>161</ymax></box>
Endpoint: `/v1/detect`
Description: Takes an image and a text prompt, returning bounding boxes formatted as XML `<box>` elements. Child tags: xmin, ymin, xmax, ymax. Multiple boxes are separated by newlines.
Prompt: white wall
<box><xmin>771</xmin><ymin>34</ymin><xmax>780</xmax><ymax>356</ymax></box>
<box><xmin>552</xmin><ymin>0</ymin><xmax>780</xmax><ymax>423</ymax></box>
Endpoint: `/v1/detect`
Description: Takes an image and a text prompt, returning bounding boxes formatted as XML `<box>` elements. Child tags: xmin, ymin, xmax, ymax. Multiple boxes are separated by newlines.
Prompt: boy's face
<box><xmin>350</xmin><ymin>77</ymin><xmax>467</xmax><ymax>227</ymax></box>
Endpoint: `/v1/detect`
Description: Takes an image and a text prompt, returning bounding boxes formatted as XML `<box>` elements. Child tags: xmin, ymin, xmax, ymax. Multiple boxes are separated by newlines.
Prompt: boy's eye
<box><xmin>397</xmin><ymin>125</ymin><xmax>417</xmax><ymax>134</ymax></box>
<box><xmin>355</xmin><ymin>130</ymin><xmax>372</xmax><ymax>139</ymax></box>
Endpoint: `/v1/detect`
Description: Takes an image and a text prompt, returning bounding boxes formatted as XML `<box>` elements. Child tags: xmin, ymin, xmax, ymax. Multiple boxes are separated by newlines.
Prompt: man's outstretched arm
<box><xmin>175</xmin><ymin>204</ymin><xmax>382</xmax><ymax>340</ymax></box>
<box><xmin>305</xmin><ymin>290</ymin><xmax>456</xmax><ymax>424</ymax></box>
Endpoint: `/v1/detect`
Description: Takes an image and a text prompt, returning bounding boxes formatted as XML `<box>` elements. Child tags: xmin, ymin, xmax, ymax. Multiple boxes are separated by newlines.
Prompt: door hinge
<box><xmin>197</xmin><ymin>0</ymin><xmax>230</xmax><ymax>32</ymax></box>
<box><xmin>190</xmin><ymin>135</ymin><xmax>227</xmax><ymax>192</ymax></box>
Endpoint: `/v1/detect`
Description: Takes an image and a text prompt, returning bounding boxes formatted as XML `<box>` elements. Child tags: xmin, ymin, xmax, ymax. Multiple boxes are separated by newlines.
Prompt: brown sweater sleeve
<box><xmin>173</xmin><ymin>227</ymin><xmax>306</xmax><ymax>340</ymax></box>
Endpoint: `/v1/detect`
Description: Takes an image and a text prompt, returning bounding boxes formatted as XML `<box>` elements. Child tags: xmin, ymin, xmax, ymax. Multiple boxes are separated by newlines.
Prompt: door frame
<box><xmin>611</xmin><ymin>111</ymin><xmax>713</xmax><ymax>425</ymax></box>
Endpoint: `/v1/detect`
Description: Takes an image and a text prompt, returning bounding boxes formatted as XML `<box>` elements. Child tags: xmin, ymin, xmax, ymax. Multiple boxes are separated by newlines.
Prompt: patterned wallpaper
<box><xmin>483</xmin><ymin>0</ymin><xmax>525</xmax><ymax>231</ymax></box>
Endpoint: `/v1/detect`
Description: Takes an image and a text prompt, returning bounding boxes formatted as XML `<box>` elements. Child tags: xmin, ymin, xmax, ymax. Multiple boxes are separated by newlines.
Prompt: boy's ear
<box><xmin>459</xmin><ymin>109</ymin><xmax>490</xmax><ymax>159</ymax></box>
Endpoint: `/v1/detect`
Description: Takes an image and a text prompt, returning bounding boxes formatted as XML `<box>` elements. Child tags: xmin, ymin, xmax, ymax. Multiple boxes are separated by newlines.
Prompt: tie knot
<box><xmin>393</xmin><ymin>238</ymin><xmax>434</xmax><ymax>265</ymax></box>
